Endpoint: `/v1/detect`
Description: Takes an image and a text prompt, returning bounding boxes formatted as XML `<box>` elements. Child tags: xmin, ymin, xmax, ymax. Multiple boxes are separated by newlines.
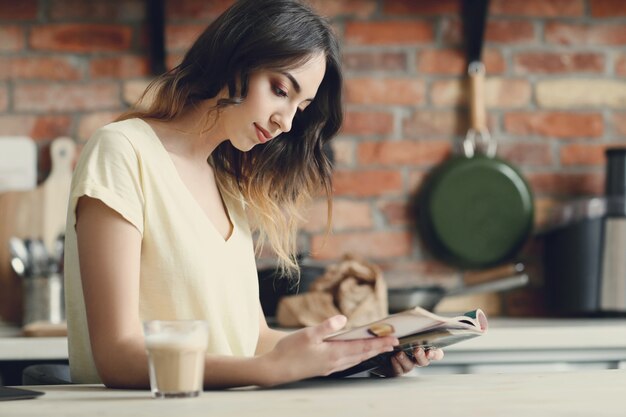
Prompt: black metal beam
<box><xmin>147</xmin><ymin>0</ymin><xmax>166</xmax><ymax>75</ymax></box>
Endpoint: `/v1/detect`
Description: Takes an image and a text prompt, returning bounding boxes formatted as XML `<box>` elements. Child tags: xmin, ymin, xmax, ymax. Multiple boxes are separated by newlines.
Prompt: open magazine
<box><xmin>323</xmin><ymin>306</ymin><xmax>488</xmax><ymax>378</ymax></box>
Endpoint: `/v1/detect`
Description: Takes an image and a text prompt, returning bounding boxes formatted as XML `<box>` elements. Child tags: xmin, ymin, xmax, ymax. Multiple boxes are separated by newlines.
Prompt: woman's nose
<box><xmin>272</xmin><ymin>106</ymin><xmax>297</xmax><ymax>133</ymax></box>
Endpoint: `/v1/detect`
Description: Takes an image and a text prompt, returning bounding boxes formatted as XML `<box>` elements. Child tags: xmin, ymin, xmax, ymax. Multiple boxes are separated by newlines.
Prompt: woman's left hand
<box><xmin>372</xmin><ymin>347</ymin><xmax>445</xmax><ymax>377</ymax></box>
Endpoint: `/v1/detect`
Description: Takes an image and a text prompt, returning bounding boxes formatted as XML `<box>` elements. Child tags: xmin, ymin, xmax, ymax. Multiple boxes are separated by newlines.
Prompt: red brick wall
<box><xmin>2</xmin><ymin>0</ymin><xmax>626</xmax><ymax>313</ymax></box>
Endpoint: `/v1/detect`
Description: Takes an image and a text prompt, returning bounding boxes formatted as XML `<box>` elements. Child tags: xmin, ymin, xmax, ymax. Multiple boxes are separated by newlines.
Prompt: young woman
<box><xmin>65</xmin><ymin>0</ymin><xmax>443</xmax><ymax>389</ymax></box>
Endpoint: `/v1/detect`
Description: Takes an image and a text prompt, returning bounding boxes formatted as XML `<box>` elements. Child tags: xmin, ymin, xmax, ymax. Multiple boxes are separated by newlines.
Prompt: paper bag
<box><xmin>275</xmin><ymin>255</ymin><xmax>388</xmax><ymax>328</ymax></box>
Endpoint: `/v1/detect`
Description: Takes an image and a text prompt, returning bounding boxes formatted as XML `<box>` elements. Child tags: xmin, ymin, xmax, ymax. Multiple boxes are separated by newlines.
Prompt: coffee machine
<box><xmin>598</xmin><ymin>149</ymin><xmax>626</xmax><ymax>313</ymax></box>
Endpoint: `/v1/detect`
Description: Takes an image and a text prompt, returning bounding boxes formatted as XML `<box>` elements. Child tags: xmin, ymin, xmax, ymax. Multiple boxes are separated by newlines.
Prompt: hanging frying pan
<box><xmin>414</xmin><ymin>0</ymin><xmax>534</xmax><ymax>269</ymax></box>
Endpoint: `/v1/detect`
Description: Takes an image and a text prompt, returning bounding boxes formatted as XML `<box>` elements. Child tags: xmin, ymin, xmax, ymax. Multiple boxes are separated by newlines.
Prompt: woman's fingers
<box><xmin>341</xmin><ymin>337</ymin><xmax>397</xmax><ymax>366</ymax></box>
<box><xmin>303</xmin><ymin>315</ymin><xmax>400</xmax><ymax>374</ymax></box>
<box><xmin>390</xmin><ymin>355</ymin><xmax>404</xmax><ymax>375</ymax></box>
<box><xmin>430</xmin><ymin>349</ymin><xmax>444</xmax><ymax>360</ymax></box>
<box><xmin>410</xmin><ymin>347</ymin><xmax>444</xmax><ymax>367</ymax></box>
<box><xmin>371</xmin><ymin>347</ymin><xmax>447</xmax><ymax>378</ymax></box>
<box><xmin>310</xmin><ymin>315</ymin><xmax>348</xmax><ymax>343</ymax></box>
<box><xmin>413</xmin><ymin>348</ymin><xmax>430</xmax><ymax>367</ymax></box>
<box><xmin>268</xmin><ymin>318</ymin><xmax>405</xmax><ymax>382</ymax></box>
<box><xmin>393</xmin><ymin>352</ymin><xmax>415</xmax><ymax>373</ymax></box>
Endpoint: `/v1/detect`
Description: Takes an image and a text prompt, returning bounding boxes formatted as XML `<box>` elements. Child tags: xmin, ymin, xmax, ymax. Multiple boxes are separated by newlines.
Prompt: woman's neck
<box><xmin>149</xmin><ymin>100</ymin><xmax>226</xmax><ymax>163</ymax></box>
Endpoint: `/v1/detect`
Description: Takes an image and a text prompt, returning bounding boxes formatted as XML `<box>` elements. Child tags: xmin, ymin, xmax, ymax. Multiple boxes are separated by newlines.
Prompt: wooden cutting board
<box><xmin>0</xmin><ymin>138</ymin><xmax>75</xmax><ymax>324</ymax></box>
<box><xmin>22</xmin><ymin>320</ymin><xmax>68</xmax><ymax>337</ymax></box>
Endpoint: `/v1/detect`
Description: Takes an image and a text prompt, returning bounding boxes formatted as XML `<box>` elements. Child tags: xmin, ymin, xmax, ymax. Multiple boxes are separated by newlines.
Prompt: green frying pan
<box><xmin>415</xmin><ymin>62</ymin><xmax>534</xmax><ymax>269</ymax></box>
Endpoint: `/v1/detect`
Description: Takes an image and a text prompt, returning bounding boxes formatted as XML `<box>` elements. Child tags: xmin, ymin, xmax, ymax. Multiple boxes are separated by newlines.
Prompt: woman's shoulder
<box><xmin>77</xmin><ymin>118</ymin><xmax>146</xmax><ymax>164</ymax></box>
<box><xmin>85</xmin><ymin>118</ymin><xmax>159</xmax><ymax>155</ymax></box>
<box><xmin>93</xmin><ymin>118</ymin><xmax>152</xmax><ymax>143</ymax></box>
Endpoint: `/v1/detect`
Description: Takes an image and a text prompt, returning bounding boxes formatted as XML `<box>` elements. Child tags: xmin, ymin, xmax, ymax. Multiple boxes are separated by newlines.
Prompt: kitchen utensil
<box><xmin>388</xmin><ymin>273</ymin><xmax>529</xmax><ymax>313</ymax></box>
<box><xmin>16</xmin><ymin>236</ymin><xmax>66</xmax><ymax>325</ymax></box>
<box><xmin>462</xmin><ymin>262</ymin><xmax>525</xmax><ymax>286</ymax></box>
<box><xmin>10</xmin><ymin>256</ymin><xmax>26</xmax><ymax>277</ymax></box>
<box><xmin>50</xmin><ymin>234</ymin><xmax>65</xmax><ymax>274</ymax></box>
<box><xmin>22</xmin><ymin>273</ymin><xmax>64</xmax><ymax>325</ymax></box>
<box><xmin>41</xmin><ymin>138</ymin><xmax>75</xmax><ymax>254</ymax></box>
<box><xmin>413</xmin><ymin>0</ymin><xmax>533</xmax><ymax>269</ymax></box>
<box><xmin>8</xmin><ymin>237</ymin><xmax>30</xmax><ymax>276</ymax></box>
<box><xmin>12</xmin><ymin>236</ymin><xmax>66</xmax><ymax>325</ymax></box>
<box><xmin>22</xmin><ymin>321</ymin><xmax>68</xmax><ymax>337</ymax></box>
<box><xmin>0</xmin><ymin>137</ymin><xmax>75</xmax><ymax>324</ymax></box>
<box><xmin>28</xmin><ymin>239</ymin><xmax>48</xmax><ymax>278</ymax></box>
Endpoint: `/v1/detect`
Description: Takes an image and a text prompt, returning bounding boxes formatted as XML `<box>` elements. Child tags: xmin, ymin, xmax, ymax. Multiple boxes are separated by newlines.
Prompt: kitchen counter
<box><xmin>0</xmin><ymin>323</ymin><xmax>68</xmax><ymax>385</ymax></box>
<box><xmin>1</xmin><ymin>318</ymin><xmax>625</xmax><ymax>367</ymax></box>
<box><xmin>433</xmin><ymin>317</ymin><xmax>626</xmax><ymax>372</ymax></box>
<box><xmin>5</xmin><ymin>369</ymin><xmax>626</xmax><ymax>417</ymax></box>
<box><xmin>0</xmin><ymin>324</ymin><xmax>67</xmax><ymax>361</ymax></box>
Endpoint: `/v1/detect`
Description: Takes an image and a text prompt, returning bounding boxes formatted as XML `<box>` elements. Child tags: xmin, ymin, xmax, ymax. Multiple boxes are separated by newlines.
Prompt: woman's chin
<box><xmin>229</xmin><ymin>138</ymin><xmax>258</xmax><ymax>152</ymax></box>
<box><xmin>241</xmin><ymin>142</ymin><xmax>258</xmax><ymax>152</ymax></box>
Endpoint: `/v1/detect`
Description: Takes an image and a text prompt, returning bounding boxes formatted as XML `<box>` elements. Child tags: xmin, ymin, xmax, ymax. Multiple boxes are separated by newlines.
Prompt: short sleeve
<box><xmin>69</xmin><ymin>126</ymin><xmax>145</xmax><ymax>235</ymax></box>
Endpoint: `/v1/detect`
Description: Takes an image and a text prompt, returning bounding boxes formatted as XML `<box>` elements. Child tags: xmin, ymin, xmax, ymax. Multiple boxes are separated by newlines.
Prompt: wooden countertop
<box><xmin>6</xmin><ymin>369</ymin><xmax>626</xmax><ymax>417</ymax></box>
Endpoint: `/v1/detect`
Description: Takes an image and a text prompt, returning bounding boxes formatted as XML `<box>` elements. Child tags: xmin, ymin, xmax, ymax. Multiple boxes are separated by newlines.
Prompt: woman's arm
<box><xmin>255</xmin><ymin>304</ymin><xmax>288</xmax><ymax>355</ymax></box>
<box><xmin>76</xmin><ymin>197</ymin><xmax>399</xmax><ymax>389</ymax></box>
<box><xmin>75</xmin><ymin>196</ymin><xmax>148</xmax><ymax>388</ymax></box>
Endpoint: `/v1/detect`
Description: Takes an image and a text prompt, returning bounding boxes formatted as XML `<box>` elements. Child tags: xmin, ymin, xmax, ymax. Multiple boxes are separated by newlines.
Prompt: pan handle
<box><xmin>446</xmin><ymin>273</ymin><xmax>529</xmax><ymax>297</ymax></box>
<box><xmin>465</xmin><ymin>62</ymin><xmax>497</xmax><ymax>158</ymax></box>
<box><xmin>463</xmin><ymin>262</ymin><xmax>525</xmax><ymax>286</ymax></box>
<box><xmin>469</xmin><ymin>61</ymin><xmax>487</xmax><ymax>132</ymax></box>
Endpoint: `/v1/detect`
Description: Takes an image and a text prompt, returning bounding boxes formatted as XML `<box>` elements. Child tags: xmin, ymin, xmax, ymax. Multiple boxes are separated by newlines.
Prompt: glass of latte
<box><xmin>143</xmin><ymin>320</ymin><xmax>208</xmax><ymax>398</ymax></box>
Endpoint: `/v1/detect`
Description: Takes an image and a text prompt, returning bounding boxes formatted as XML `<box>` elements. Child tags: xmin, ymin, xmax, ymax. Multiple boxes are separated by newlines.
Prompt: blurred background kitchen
<box><xmin>1</xmin><ymin>0</ymin><xmax>626</xmax><ymax>385</ymax></box>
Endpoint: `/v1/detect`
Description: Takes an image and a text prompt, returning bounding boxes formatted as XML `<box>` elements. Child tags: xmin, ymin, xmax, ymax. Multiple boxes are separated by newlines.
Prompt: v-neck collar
<box><xmin>136</xmin><ymin>118</ymin><xmax>236</xmax><ymax>244</ymax></box>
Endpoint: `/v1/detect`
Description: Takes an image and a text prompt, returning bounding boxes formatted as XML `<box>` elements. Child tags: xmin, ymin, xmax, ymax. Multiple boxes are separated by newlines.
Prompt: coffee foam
<box><xmin>145</xmin><ymin>331</ymin><xmax>208</xmax><ymax>350</ymax></box>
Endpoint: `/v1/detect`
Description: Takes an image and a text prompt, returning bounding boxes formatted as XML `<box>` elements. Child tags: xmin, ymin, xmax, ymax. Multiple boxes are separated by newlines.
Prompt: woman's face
<box><xmin>220</xmin><ymin>53</ymin><xmax>327</xmax><ymax>151</ymax></box>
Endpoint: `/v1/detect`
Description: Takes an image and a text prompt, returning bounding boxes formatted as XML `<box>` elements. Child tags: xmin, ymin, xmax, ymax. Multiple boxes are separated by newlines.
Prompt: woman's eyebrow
<box><xmin>280</xmin><ymin>71</ymin><xmax>314</xmax><ymax>102</ymax></box>
<box><xmin>281</xmin><ymin>71</ymin><xmax>301</xmax><ymax>92</ymax></box>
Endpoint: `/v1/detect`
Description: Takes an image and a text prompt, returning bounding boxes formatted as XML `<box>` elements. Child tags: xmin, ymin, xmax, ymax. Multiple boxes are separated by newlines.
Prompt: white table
<box><xmin>1</xmin><ymin>318</ymin><xmax>626</xmax><ymax>370</ymax></box>
<box><xmin>5</xmin><ymin>369</ymin><xmax>626</xmax><ymax>417</ymax></box>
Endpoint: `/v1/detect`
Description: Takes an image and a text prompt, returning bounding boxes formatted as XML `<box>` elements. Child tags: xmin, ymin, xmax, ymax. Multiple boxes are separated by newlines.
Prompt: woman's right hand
<box><xmin>262</xmin><ymin>315</ymin><xmax>399</xmax><ymax>386</ymax></box>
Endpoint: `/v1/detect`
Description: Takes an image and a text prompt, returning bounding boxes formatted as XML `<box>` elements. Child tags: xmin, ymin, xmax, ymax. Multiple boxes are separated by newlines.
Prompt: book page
<box><xmin>396</xmin><ymin>326</ymin><xmax>483</xmax><ymax>350</ymax></box>
<box><xmin>323</xmin><ymin>309</ymin><xmax>488</xmax><ymax>378</ymax></box>
<box><xmin>326</xmin><ymin>307</ymin><xmax>487</xmax><ymax>342</ymax></box>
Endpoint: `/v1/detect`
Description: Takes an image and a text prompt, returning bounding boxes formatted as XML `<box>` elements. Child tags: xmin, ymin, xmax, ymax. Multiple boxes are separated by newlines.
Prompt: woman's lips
<box><xmin>254</xmin><ymin>123</ymin><xmax>272</xmax><ymax>144</ymax></box>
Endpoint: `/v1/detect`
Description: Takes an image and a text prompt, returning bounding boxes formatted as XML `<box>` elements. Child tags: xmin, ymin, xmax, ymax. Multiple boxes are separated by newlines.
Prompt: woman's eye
<box><xmin>272</xmin><ymin>85</ymin><xmax>288</xmax><ymax>98</ymax></box>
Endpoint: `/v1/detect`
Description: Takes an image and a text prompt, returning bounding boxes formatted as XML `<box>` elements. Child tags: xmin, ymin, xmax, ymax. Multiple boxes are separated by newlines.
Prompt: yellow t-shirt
<box><xmin>64</xmin><ymin>118</ymin><xmax>260</xmax><ymax>383</ymax></box>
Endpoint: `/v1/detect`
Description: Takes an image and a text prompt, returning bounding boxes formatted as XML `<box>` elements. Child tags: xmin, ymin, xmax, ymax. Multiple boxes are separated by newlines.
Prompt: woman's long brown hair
<box><xmin>117</xmin><ymin>0</ymin><xmax>342</xmax><ymax>273</ymax></box>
